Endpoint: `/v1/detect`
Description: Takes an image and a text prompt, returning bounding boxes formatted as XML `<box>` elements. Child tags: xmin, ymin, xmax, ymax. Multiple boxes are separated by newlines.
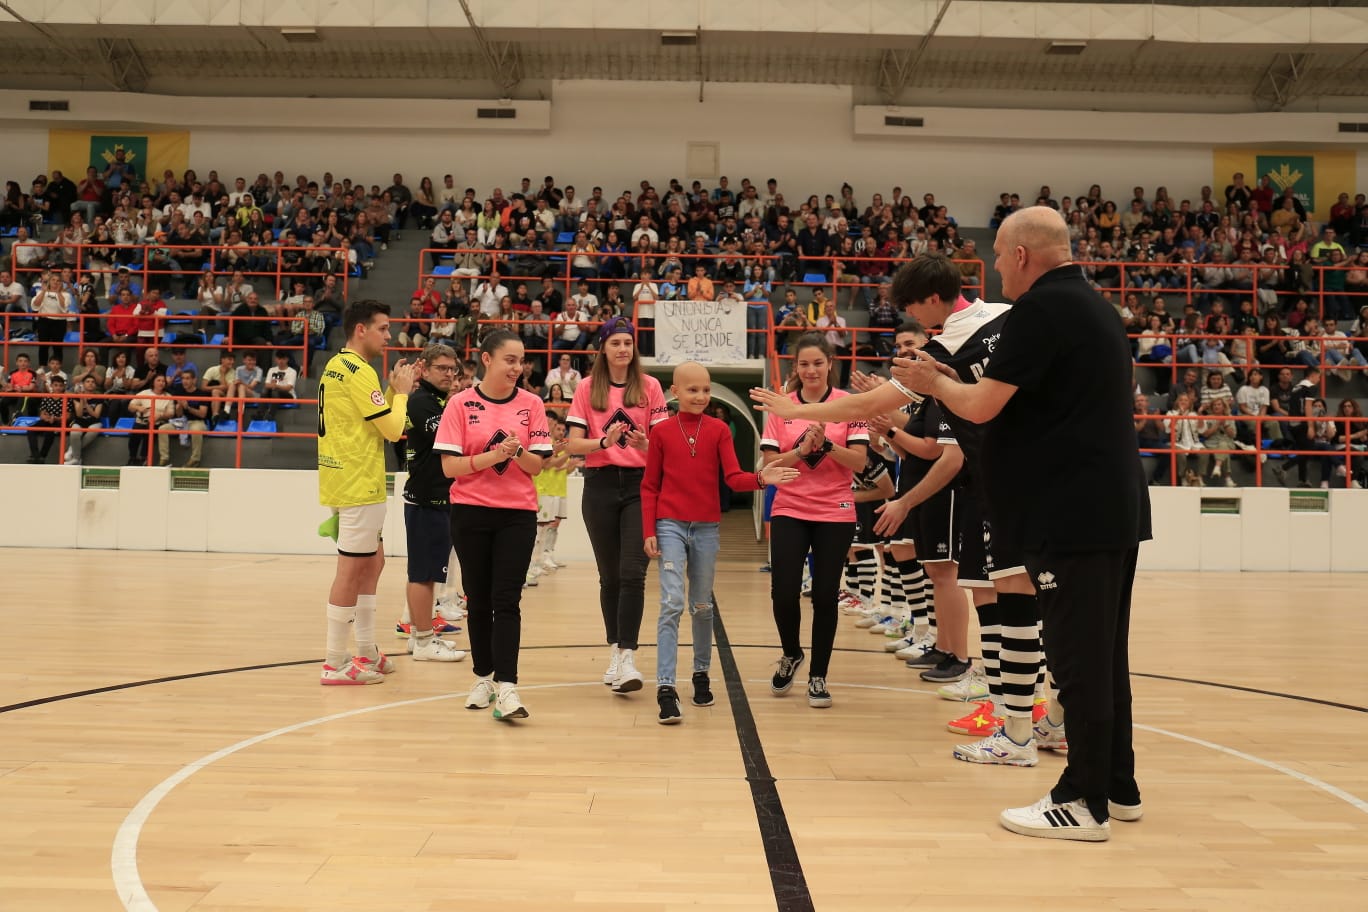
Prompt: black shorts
<box><xmin>404</xmin><ymin>501</ymin><xmax>452</xmax><ymax>584</ymax></box>
<box><xmin>853</xmin><ymin>501</ymin><xmax>885</xmax><ymax>546</ymax></box>
<box><xmin>955</xmin><ymin>485</ymin><xmax>1026</xmax><ymax>589</ymax></box>
<box><xmin>914</xmin><ymin>484</ymin><xmax>956</xmax><ymax>563</ymax></box>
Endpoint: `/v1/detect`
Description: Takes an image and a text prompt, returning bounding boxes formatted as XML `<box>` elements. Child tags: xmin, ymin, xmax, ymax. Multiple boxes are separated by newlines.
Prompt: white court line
<box><xmin>111</xmin><ymin>682</ymin><xmax>599</xmax><ymax>912</ymax></box>
<box><xmin>113</xmin><ymin>679</ymin><xmax>1368</xmax><ymax>911</ymax></box>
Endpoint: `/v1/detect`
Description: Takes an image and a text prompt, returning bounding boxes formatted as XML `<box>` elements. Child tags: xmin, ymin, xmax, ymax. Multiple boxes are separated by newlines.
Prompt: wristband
<box><xmin>467</xmin><ymin>455</ymin><xmax>478</xmax><ymax>474</ymax></box>
<box><xmin>755</xmin><ymin>469</ymin><xmax>765</xmax><ymax>489</ymax></box>
<box><xmin>514</xmin><ymin>445</ymin><xmax>524</xmax><ymax>459</ymax></box>
<box><xmin>599</xmin><ymin>435</ymin><xmax>608</xmax><ymax>449</ymax></box>
<box><xmin>888</xmin><ymin>377</ymin><xmax>922</xmax><ymax>403</ymax></box>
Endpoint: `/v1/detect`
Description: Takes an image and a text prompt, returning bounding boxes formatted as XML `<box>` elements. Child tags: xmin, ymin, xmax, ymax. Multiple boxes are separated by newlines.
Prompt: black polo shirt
<box><xmin>981</xmin><ymin>264</ymin><xmax>1151</xmax><ymax>554</ymax></box>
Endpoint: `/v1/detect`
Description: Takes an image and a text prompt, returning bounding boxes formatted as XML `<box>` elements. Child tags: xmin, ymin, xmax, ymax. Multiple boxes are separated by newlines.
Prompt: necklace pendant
<box><xmin>687</xmin><ymin>436</ymin><xmax>696</xmax><ymax>445</ymax></box>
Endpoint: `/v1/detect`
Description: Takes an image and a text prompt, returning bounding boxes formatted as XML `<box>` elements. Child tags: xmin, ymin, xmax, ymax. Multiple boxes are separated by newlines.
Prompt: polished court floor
<box><xmin>1</xmin><ymin>550</ymin><xmax>1365</xmax><ymax>911</ymax></box>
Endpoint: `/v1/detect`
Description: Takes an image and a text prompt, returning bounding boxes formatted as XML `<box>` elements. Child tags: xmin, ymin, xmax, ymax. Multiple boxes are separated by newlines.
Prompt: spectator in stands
<box><xmin>545</xmin><ymin>352</ymin><xmax>582</xmax><ymax>397</ymax></box>
<box><xmin>1</xmin><ymin>267</ymin><xmax>27</xmax><ymax>314</ymax></box>
<box><xmin>1197</xmin><ymin>397</ymin><xmax>1239</xmax><ymax>486</ymax></box>
<box><xmin>471</xmin><ymin>271</ymin><xmax>508</xmax><ymax>320</ymax></box>
<box><xmin>518</xmin><ymin>298</ymin><xmax>549</xmax><ymax>356</ymax></box>
<box><xmin>25</xmin><ymin>373</ymin><xmax>67</xmax><ymax>463</ymax></box>
<box><xmin>551</xmin><ymin>298</ymin><xmax>589</xmax><ymax>364</ymax></box>
<box><xmin>70</xmin><ymin>348</ymin><xmax>105</xmax><ymax>390</ymax></box>
<box><xmin>385</xmin><ymin>174</ymin><xmax>412</xmax><ymax>231</ymax></box>
<box><xmin>1</xmin><ymin>352</ymin><xmax>34</xmax><ymax>423</ymax></box>
<box><xmin>429</xmin><ymin>209</ymin><xmax>460</xmax><ymax>268</ymax></box>
<box><xmin>1271</xmin><ymin>368</ymin><xmax>1320</xmax><ymax>486</ymax></box>
<box><xmin>1334</xmin><ymin>398</ymin><xmax>1366</xmax><ymax>487</ymax></box>
<box><xmin>200</xmin><ymin>351</ymin><xmax>234</xmax><ymax>421</ymax></box>
<box><xmin>1256</xmin><ymin>312</ymin><xmax>1292</xmax><ymax>368</ymax></box>
<box><xmin>687</xmin><ymin>263</ymin><xmax>715</xmax><ymax>301</ymax></box>
<box><xmin>396</xmin><ymin>296</ymin><xmax>428</xmax><ymax>350</ymax></box>
<box><xmin>796</xmin><ymin>212</ymin><xmax>831</xmax><ymax>280</ymax></box>
<box><xmin>31</xmin><ymin>272</ymin><xmax>73</xmax><ymax>366</ymax></box>
<box><xmin>257</xmin><ymin>351</ymin><xmax>297</xmax><ymax>422</ymax></box>
<box><xmin>62</xmin><ymin>373</ymin><xmax>104</xmax><ymax>465</ymax></box>
<box><xmin>217</xmin><ymin>350</ymin><xmax>259</xmax><ymax>423</ymax></box>
<box><xmin>1134</xmin><ymin>392</ymin><xmax>1166</xmax><ymax>452</ymax></box>
<box><xmin>1322</xmin><ymin>317</ymin><xmax>1368</xmax><ymax>383</ymax></box>
<box><xmin>1198</xmin><ymin>368</ymin><xmax>1233</xmax><ymax>414</ymax></box>
<box><xmin>814</xmin><ymin>295</ymin><xmax>852</xmax><ymax>387</ymax></box>
<box><xmin>126</xmin><ymin>371</ymin><xmax>174</xmax><ymax>464</ymax></box>
<box><xmin>411</xmin><ymin>177</ymin><xmax>438</xmax><ymax>229</ymax></box>
<box><xmin>568</xmin><ymin>232</ymin><xmax>599</xmax><ymax>283</ymax></box>
<box><xmin>158</xmin><ymin>371</ymin><xmax>209</xmax><ymax>467</ymax></box>
<box><xmin>231</xmin><ymin>290</ymin><xmax>272</xmax><ymax>348</ymax></box>
<box><xmin>1234</xmin><ymin>367</ymin><xmax>1271</xmax><ymax>445</ymax></box>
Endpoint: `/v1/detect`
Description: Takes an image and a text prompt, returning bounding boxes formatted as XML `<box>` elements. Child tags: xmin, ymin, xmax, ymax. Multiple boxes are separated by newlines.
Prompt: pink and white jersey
<box><xmin>761</xmin><ymin>388</ymin><xmax>869</xmax><ymax>523</ymax></box>
<box><xmin>566</xmin><ymin>374</ymin><xmax>670</xmax><ymax>468</ymax></box>
<box><xmin>433</xmin><ymin>385</ymin><xmax>553</xmax><ymax>511</ymax></box>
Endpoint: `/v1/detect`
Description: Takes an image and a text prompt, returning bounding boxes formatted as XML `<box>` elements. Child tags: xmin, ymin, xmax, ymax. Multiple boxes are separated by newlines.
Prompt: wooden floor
<box><xmin>1</xmin><ymin>550</ymin><xmax>1365</xmax><ymax>912</ymax></box>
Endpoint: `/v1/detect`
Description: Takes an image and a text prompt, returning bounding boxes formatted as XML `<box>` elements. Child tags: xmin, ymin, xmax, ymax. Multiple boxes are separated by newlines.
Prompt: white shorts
<box><xmin>537</xmin><ymin>494</ymin><xmax>566</xmax><ymax>524</ymax></box>
<box><xmin>337</xmin><ymin>503</ymin><xmax>386</xmax><ymax>556</ymax></box>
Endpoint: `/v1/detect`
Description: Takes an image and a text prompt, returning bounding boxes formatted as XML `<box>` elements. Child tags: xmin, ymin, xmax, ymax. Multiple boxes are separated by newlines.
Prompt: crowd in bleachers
<box><xmin>990</xmin><ymin>178</ymin><xmax>1368</xmax><ymax>488</ymax></box>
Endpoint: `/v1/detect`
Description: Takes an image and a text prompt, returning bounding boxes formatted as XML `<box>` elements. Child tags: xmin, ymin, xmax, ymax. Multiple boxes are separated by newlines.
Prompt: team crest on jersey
<box><xmin>483</xmin><ymin>429</ymin><xmax>513</xmax><ymax>475</ymax></box>
<box><xmin>605</xmin><ymin>408</ymin><xmax>639</xmax><ymax>448</ymax></box>
<box><xmin>796</xmin><ymin>428</ymin><xmax>828</xmax><ymax>470</ymax></box>
<box><xmin>369</xmin><ymin>390</ymin><xmax>386</xmax><ymax>407</ymax></box>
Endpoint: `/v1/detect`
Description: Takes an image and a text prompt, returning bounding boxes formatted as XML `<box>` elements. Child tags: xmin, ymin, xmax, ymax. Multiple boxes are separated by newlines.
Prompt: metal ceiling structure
<box><xmin>0</xmin><ymin>2</ymin><xmax>1365</xmax><ymax>110</ymax></box>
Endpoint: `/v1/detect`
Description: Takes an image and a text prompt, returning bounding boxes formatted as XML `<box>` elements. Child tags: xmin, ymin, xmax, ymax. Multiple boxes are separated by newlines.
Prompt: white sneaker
<box><xmin>1000</xmin><ymin>794</ymin><xmax>1110</xmax><ymax>842</ymax></box>
<box><xmin>1109</xmin><ymin>799</ymin><xmax>1143</xmax><ymax>822</ymax></box>
<box><xmin>542</xmin><ymin>557</ymin><xmax>562</xmax><ymax>572</ymax></box>
<box><xmin>854</xmin><ymin>611</ymin><xmax>887</xmax><ymax>629</ymax></box>
<box><xmin>319</xmin><ymin>658</ymin><xmax>384</xmax><ymax>685</ymax></box>
<box><xmin>837</xmin><ymin>590</ymin><xmax>865</xmax><ymax>613</ymax></box>
<box><xmin>411</xmin><ymin>636</ymin><xmax>467</xmax><ymax>662</ymax></box>
<box><xmin>493</xmin><ymin>681</ymin><xmax>529</xmax><ymax>720</ymax></box>
<box><xmin>603</xmin><ymin>644</ymin><xmax>621</xmax><ymax>685</ymax></box>
<box><xmin>63</xmin><ymin>447</ymin><xmax>76</xmax><ymax>464</ymax></box>
<box><xmin>937</xmin><ymin>667</ymin><xmax>989</xmax><ymax>702</ymax></box>
<box><xmin>895</xmin><ymin>638</ymin><xmax>938</xmax><ymax>661</ymax></box>
<box><xmin>885</xmin><ymin>633</ymin><xmax>920</xmax><ymax>654</ymax></box>
<box><xmin>465</xmin><ymin>674</ymin><xmax>496</xmax><ymax>709</ymax></box>
<box><xmin>434</xmin><ymin>597</ymin><xmax>466</xmax><ymax>623</ymax></box>
<box><xmin>524</xmin><ymin>572</ymin><xmax>539</xmax><ymax>588</ymax></box>
<box><xmin>952</xmin><ymin>728</ymin><xmax>1038</xmax><ymax>767</ymax></box>
<box><xmin>612</xmin><ymin>648</ymin><xmax>645</xmax><ymax>694</ymax></box>
<box><xmin>1033</xmin><ymin>716</ymin><xmax>1069</xmax><ymax>752</ymax></box>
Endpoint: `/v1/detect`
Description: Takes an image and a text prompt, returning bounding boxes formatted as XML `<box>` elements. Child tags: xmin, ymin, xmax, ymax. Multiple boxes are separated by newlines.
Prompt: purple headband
<box><xmin>597</xmin><ymin>315</ymin><xmax>635</xmax><ymax>345</ymax></box>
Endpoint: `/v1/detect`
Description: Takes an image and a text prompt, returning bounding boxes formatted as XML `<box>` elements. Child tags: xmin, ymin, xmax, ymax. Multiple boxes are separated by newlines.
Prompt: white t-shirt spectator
<box><xmin>631</xmin><ymin>226</ymin><xmax>659</xmax><ymax>248</ymax></box>
<box><xmin>553</xmin><ymin>311</ymin><xmax>583</xmax><ymax>342</ymax></box>
<box><xmin>471</xmin><ymin>280</ymin><xmax>506</xmax><ymax>319</ymax></box>
<box><xmin>632</xmin><ymin>281</ymin><xmax>659</xmax><ymax>321</ymax></box>
<box><xmin>545</xmin><ymin>365</ymin><xmax>582</xmax><ymax>396</ymax></box>
<box><xmin>1235</xmin><ymin>383</ymin><xmax>1270</xmax><ymax>417</ymax></box>
<box><xmin>0</xmin><ymin>280</ymin><xmax>26</xmax><ymax>310</ymax></box>
<box><xmin>264</xmin><ymin>364</ymin><xmax>298</xmax><ymax>396</ymax></box>
<box><xmin>571</xmin><ymin>292</ymin><xmax>598</xmax><ymax>314</ymax></box>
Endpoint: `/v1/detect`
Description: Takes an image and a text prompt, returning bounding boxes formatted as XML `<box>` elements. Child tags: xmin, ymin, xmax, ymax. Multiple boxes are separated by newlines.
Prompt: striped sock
<box><xmin>901</xmin><ymin>558</ymin><xmax>928</xmax><ymax>630</ymax></box>
<box><xmin>999</xmin><ymin>592</ymin><xmax>1043</xmax><ymax>725</ymax></box>
<box><xmin>882</xmin><ymin>555</ymin><xmax>904</xmax><ymax>619</ymax></box>
<box><xmin>976</xmin><ymin>599</ymin><xmax>1002</xmax><ymax>714</ymax></box>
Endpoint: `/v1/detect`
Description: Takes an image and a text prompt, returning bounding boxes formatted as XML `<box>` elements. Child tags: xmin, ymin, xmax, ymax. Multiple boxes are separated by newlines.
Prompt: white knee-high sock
<box><xmin>326</xmin><ymin>603</ymin><xmax>354</xmax><ymax>668</ymax></box>
<box><xmin>355</xmin><ymin>594</ymin><xmax>378</xmax><ymax>660</ymax></box>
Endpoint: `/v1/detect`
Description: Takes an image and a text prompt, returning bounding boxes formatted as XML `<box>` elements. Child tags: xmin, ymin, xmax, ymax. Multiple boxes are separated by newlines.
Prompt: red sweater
<box><xmin>642</xmin><ymin>413</ymin><xmax>760</xmax><ymax>536</ymax></box>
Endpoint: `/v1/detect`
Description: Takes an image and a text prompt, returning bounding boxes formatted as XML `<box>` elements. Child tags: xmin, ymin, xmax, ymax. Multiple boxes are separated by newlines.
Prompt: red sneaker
<box><xmin>320</xmin><ymin>658</ymin><xmax>383</xmax><ymax>686</ymax></box>
<box><xmin>947</xmin><ymin>701</ymin><xmax>1002</xmax><ymax>736</ymax></box>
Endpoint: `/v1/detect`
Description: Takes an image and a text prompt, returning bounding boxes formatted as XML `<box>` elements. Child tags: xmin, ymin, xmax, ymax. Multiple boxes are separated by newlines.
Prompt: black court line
<box><xmin>0</xmin><ymin>658</ymin><xmax>320</xmax><ymax>714</ymax></box>
<box><xmin>712</xmin><ymin>601</ymin><xmax>814</xmax><ymax>912</ymax></box>
<box><xmin>1131</xmin><ymin>671</ymin><xmax>1367</xmax><ymax>713</ymax></box>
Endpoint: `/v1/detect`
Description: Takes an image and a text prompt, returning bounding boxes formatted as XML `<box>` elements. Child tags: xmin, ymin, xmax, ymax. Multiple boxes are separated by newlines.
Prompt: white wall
<box><xmin>2</xmin><ymin>464</ymin><xmax>1366</xmax><ymax>572</ymax></box>
<box><xmin>2</xmin><ymin>82</ymin><xmax>1363</xmax><ymax>228</ymax></box>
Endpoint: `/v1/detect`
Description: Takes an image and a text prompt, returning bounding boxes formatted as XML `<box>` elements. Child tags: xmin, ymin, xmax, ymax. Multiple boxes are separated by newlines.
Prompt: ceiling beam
<box><xmin>96</xmin><ymin>37</ymin><xmax>151</xmax><ymax>92</ymax></box>
<box><xmin>877</xmin><ymin>0</ymin><xmax>953</xmax><ymax>105</ymax></box>
<box><xmin>1251</xmin><ymin>52</ymin><xmax>1310</xmax><ymax>111</ymax></box>
<box><xmin>0</xmin><ymin>0</ymin><xmax>126</xmax><ymax>91</ymax></box>
<box><xmin>455</xmin><ymin>0</ymin><xmax>522</xmax><ymax>95</ymax></box>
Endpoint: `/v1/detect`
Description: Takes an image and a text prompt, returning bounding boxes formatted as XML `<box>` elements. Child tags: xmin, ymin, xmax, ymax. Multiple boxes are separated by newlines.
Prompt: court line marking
<box><xmin>111</xmin><ymin>682</ymin><xmax>597</xmax><ymax>912</ymax></box>
<box><xmin>812</xmin><ymin>682</ymin><xmax>1368</xmax><ymax>816</ymax></box>
<box><xmin>113</xmin><ymin>678</ymin><xmax>1368</xmax><ymax>911</ymax></box>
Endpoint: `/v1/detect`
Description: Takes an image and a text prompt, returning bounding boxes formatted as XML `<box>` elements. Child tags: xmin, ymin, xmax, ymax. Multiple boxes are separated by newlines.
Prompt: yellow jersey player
<box><xmin>318</xmin><ymin>299</ymin><xmax>417</xmax><ymax>685</ymax></box>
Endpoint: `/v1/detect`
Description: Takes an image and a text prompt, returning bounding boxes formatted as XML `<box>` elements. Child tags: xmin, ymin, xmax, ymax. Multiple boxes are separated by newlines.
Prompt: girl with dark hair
<box><xmin>564</xmin><ymin>317</ymin><xmax>670</xmax><ymax>694</ymax></box>
<box><xmin>435</xmin><ymin>329</ymin><xmax>553</xmax><ymax>720</ymax></box>
<box><xmin>760</xmin><ymin>332</ymin><xmax>869</xmax><ymax>708</ymax></box>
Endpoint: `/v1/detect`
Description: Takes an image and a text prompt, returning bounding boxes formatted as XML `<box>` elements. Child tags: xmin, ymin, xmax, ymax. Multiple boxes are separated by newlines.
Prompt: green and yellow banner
<box><xmin>1212</xmin><ymin>148</ymin><xmax>1356</xmax><ymax>222</ymax></box>
<box><xmin>47</xmin><ymin>129</ymin><xmax>190</xmax><ymax>187</ymax></box>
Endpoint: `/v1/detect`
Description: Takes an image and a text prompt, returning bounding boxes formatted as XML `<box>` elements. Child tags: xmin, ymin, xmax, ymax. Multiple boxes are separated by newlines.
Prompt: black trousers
<box><xmin>1028</xmin><ymin>546</ymin><xmax>1140</xmax><ymax>824</ymax></box>
<box><xmin>450</xmin><ymin>504</ymin><xmax>537</xmax><ymax>684</ymax></box>
<box><xmin>770</xmin><ymin>515</ymin><xmax>856</xmax><ymax>678</ymax></box>
<box><xmin>36</xmin><ymin>317</ymin><xmax>66</xmax><ymax>366</ymax></box>
<box><xmin>581</xmin><ymin>466</ymin><xmax>649</xmax><ymax>651</ymax></box>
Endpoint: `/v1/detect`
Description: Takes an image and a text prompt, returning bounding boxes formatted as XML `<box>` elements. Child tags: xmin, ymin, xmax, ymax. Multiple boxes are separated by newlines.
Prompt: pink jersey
<box><xmin>433</xmin><ymin>386</ymin><xmax>553</xmax><ymax>511</ymax></box>
<box><xmin>566</xmin><ymin>374</ymin><xmax>670</xmax><ymax>468</ymax></box>
<box><xmin>761</xmin><ymin>388</ymin><xmax>869</xmax><ymax>523</ymax></box>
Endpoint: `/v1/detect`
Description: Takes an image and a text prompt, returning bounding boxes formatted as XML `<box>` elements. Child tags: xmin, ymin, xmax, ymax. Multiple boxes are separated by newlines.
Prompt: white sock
<box><xmin>542</xmin><ymin>526</ymin><xmax>559</xmax><ymax>559</ymax></box>
<box><xmin>355</xmin><ymin>594</ymin><xmax>377</xmax><ymax>660</ymax></box>
<box><xmin>1003</xmin><ymin>715</ymin><xmax>1032</xmax><ymax>744</ymax></box>
<box><xmin>326</xmin><ymin>603</ymin><xmax>353</xmax><ymax>668</ymax></box>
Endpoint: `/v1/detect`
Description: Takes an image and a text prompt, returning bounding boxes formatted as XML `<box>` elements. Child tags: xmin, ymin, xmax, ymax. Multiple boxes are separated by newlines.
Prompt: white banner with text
<box><xmin>653</xmin><ymin>298</ymin><xmax>747</xmax><ymax>366</ymax></box>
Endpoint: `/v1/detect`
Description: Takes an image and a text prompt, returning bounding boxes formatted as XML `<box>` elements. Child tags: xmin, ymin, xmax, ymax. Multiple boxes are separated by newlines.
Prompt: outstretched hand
<box><xmin>760</xmin><ymin>464</ymin><xmax>800</xmax><ymax>486</ymax></box>
<box><xmin>890</xmin><ymin>350</ymin><xmax>956</xmax><ymax>395</ymax></box>
<box><xmin>749</xmin><ymin>386</ymin><xmax>796</xmax><ymax>418</ymax></box>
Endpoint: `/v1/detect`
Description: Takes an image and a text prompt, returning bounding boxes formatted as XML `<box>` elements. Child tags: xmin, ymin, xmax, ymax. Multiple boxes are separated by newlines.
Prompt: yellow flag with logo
<box><xmin>47</xmin><ymin>130</ymin><xmax>190</xmax><ymax>189</ymax></box>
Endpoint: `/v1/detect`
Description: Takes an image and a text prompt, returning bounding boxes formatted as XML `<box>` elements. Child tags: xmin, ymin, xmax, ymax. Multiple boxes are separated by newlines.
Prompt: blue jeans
<box><xmin>654</xmin><ymin>518</ymin><xmax>719</xmax><ymax>686</ymax></box>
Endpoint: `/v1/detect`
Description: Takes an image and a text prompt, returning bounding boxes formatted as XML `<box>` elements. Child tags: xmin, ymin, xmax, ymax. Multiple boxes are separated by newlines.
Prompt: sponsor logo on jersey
<box><xmin>463</xmin><ymin>400</ymin><xmax>486</xmax><ymax>410</ymax></box>
<box><xmin>605</xmin><ymin>407</ymin><xmax>639</xmax><ymax>448</ymax></box>
<box><xmin>1037</xmin><ymin>571</ymin><xmax>1058</xmax><ymax>590</ymax></box>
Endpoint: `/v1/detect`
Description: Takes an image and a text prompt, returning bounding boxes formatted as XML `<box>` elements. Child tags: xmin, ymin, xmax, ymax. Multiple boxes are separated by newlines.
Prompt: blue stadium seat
<box><xmin>245</xmin><ymin>419</ymin><xmax>277</xmax><ymax>437</ymax></box>
<box><xmin>802</xmin><ymin>273</ymin><xmax>827</xmax><ymax>285</ymax></box>
<box><xmin>0</xmin><ymin>415</ymin><xmax>39</xmax><ymax>435</ymax></box>
<box><xmin>105</xmin><ymin>418</ymin><xmax>136</xmax><ymax>436</ymax></box>
<box><xmin>432</xmin><ymin>265</ymin><xmax>454</xmax><ymax>276</ymax></box>
<box><xmin>64</xmin><ymin>331</ymin><xmax>82</xmax><ymax>343</ymax></box>
<box><xmin>211</xmin><ymin>419</ymin><xmax>237</xmax><ymax>434</ymax></box>
<box><xmin>209</xmin><ymin>334</ymin><xmax>225</xmax><ymax>346</ymax></box>
<box><xmin>556</xmin><ymin>231</ymin><xmax>576</xmax><ymax>245</ymax></box>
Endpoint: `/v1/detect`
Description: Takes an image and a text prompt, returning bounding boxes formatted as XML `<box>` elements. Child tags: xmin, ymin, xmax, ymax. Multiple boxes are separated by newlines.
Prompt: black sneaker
<box><xmin>770</xmin><ymin>653</ymin><xmax>805</xmax><ymax>695</ymax></box>
<box><xmin>904</xmin><ymin>646</ymin><xmax>949</xmax><ymax>669</ymax></box>
<box><xmin>919</xmin><ymin>654</ymin><xmax>971</xmax><ymax>683</ymax></box>
<box><xmin>691</xmin><ymin>672</ymin><xmax>714</xmax><ymax>707</ymax></box>
<box><xmin>807</xmin><ymin>676</ymin><xmax>832</xmax><ymax>708</ymax></box>
<box><xmin>657</xmin><ymin>686</ymin><xmax>682</xmax><ymax>725</ymax></box>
